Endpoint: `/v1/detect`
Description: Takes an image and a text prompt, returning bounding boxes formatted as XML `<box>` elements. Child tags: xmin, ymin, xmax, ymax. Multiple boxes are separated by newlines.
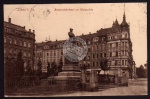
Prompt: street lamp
<box><xmin>132</xmin><ymin>61</ymin><xmax>136</xmax><ymax>79</ymax></box>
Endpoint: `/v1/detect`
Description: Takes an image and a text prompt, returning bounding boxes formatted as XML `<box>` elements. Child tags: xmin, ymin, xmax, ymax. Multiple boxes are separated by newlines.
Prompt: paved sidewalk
<box><xmin>51</xmin><ymin>78</ymin><xmax>147</xmax><ymax>96</ymax></box>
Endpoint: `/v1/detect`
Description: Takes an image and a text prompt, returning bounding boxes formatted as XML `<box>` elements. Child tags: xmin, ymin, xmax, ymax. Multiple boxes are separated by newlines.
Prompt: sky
<box><xmin>4</xmin><ymin>3</ymin><xmax>147</xmax><ymax>67</ymax></box>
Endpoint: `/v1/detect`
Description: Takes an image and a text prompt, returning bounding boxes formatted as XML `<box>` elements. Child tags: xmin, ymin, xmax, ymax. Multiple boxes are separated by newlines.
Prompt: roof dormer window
<box><xmin>93</xmin><ymin>37</ymin><xmax>99</xmax><ymax>42</ymax></box>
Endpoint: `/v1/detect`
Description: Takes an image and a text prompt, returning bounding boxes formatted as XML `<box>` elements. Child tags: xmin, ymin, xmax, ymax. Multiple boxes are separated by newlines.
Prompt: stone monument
<box><xmin>48</xmin><ymin>28</ymin><xmax>81</xmax><ymax>90</ymax></box>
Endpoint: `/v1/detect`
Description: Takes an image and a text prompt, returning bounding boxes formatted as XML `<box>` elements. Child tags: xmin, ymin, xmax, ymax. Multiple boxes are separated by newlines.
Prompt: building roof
<box><xmin>46</xmin><ymin>40</ymin><xmax>65</xmax><ymax>45</ymax></box>
<box><xmin>4</xmin><ymin>21</ymin><xmax>28</xmax><ymax>32</ymax></box>
<box><xmin>121</xmin><ymin>20</ymin><xmax>129</xmax><ymax>27</ymax></box>
<box><xmin>36</xmin><ymin>27</ymin><xmax>112</xmax><ymax>46</ymax></box>
<box><xmin>78</xmin><ymin>27</ymin><xmax>111</xmax><ymax>40</ymax></box>
<box><xmin>36</xmin><ymin>40</ymin><xmax>65</xmax><ymax>46</ymax></box>
<box><xmin>120</xmin><ymin>12</ymin><xmax>129</xmax><ymax>27</ymax></box>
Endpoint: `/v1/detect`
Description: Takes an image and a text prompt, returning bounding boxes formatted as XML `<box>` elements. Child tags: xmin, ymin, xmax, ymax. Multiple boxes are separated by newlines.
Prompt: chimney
<box><xmin>29</xmin><ymin>29</ymin><xmax>31</xmax><ymax>32</ymax></box>
<box><xmin>33</xmin><ymin>30</ymin><xmax>35</xmax><ymax>33</ymax></box>
<box><xmin>23</xmin><ymin>26</ymin><xmax>25</xmax><ymax>29</ymax></box>
<box><xmin>8</xmin><ymin>18</ymin><xmax>11</xmax><ymax>23</ymax></box>
<box><xmin>49</xmin><ymin>35</ymin><xmax>50</xmax><ymax>41</ymax></box>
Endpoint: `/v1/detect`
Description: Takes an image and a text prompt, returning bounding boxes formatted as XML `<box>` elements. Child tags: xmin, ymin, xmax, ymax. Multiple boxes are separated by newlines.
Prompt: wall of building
<box><xmin>35</xmin><ymin>41</ymin><xmax>65</xmax><ymax>72</ymax></box>
<box><xmin>4</xmin><ymin>18</ymin><xmax>35</xmax><ymax>71</ymax></box>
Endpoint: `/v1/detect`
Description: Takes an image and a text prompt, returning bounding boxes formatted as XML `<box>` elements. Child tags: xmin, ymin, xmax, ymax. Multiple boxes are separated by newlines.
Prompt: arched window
<box><xmin>14</xmin><ymin>39</ymin><xmax>17</xmax><ymax>45</ymax></box>
<box><xmin>122</xmin><ymin>34</ymin><xmax>125</xmax><ymax>38</ymax></box>
<box><xmin>20</xmin><ymin>41</ymin><xmax>22</xmax><ymax>46</ymax></box>
<box><xmin>28</xmin><ymin>42</ymin><xmax>31</xmax><ymax>47</ymax></box>
<box><xmin>9</xmin><ymin>38</ymin><xmax>12</xmax><ymax>44</ymax></box>
<box><xmin>4</xmin><ymin>37</ymin><xmax>6</xmax><ymax>43</ymax></box>
<box><xmin>24</xmin><ymin>42</ymin><xmax>27</xmax><ymax>47</ymax></box>
<box><xmin>87</xmin><ymin>41</ymin><xmax>90</xmax><ymax>44</ymax></box>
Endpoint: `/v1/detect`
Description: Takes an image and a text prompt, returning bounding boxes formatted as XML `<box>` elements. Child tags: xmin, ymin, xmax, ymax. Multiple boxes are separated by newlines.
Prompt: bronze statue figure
<box><xmin>68</xmin><ymin>28</ymin><xmax>75</xmax><ymax>38</ymax></box>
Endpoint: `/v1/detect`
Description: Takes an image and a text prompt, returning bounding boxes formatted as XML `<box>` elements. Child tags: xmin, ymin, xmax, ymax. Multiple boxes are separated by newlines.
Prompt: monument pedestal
<box><xmin>48</xmin><ymin>64</ymin><xmax>81</xmax><ymax>90</ymax></box>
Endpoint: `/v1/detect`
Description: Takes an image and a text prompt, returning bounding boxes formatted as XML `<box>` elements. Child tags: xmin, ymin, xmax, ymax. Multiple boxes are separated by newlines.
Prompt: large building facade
<box><xmin>35</xmin><ymin>12</ymin><xmax>136</xmax><ymax>78</ymax></box>
<box><xmin>4</xmin><ymin>18</ymin><xmax>35</xmax><ymax>70</ymax></box>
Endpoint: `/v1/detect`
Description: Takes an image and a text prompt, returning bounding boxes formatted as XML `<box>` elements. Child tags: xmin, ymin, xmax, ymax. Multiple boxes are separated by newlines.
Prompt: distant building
<box><xmin>35</xmin><ymin>40</ymin><xmax>65</xmax><ymax>72</ymax></box>
<box><xmin>35</xmin><ymin>11</ymin><xmax>136</xmax><ymax>78</ymax></box>
<box><xmin>4</xmin><ymin>18</ymin><xmax>35</xmax><ymax>70</ymax></box>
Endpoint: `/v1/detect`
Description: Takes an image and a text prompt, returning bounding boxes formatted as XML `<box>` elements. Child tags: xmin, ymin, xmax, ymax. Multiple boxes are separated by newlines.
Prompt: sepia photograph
<box><xmin>4</xmin><ymin>3</ymin><xmax>147</xmax><ymax>97</ymax></box>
